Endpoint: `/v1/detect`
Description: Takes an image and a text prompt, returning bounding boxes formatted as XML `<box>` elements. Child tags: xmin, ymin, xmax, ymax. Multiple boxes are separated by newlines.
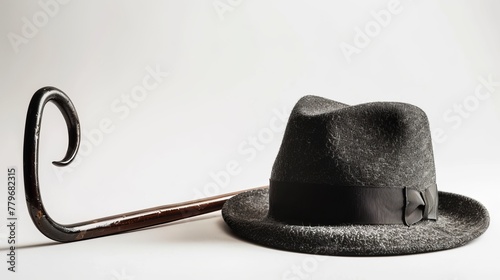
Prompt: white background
<box><xmin>1</xmin><ymin>0</ymin><xmax>499</xmax><ymax>279</ymax></box>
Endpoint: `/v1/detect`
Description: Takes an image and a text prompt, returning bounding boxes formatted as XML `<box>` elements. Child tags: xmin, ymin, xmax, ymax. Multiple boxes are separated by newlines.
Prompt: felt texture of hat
<box><xmin>222</xmin><ymin>95</ymin><xmax>489</xmax><ymax>256</ymax></box>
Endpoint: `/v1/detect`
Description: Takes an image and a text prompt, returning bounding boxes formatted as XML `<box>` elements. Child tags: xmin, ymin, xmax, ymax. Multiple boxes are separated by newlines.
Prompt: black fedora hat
<box><xmin>222</xmin><ymin>95</ymin><xmax>489</xmax><ymax>256</ymax></box>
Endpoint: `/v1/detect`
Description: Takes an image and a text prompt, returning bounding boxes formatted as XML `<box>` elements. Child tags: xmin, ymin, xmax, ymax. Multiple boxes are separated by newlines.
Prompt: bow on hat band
<box><xmin>404</xmin><ymin>184</ymin><xmax>438</xmax><ymax>225</ymax></box>
<box><xmin>268</xmin><ymin>181</ymin><xmax>438</xmax><ymax>226</ymax></box>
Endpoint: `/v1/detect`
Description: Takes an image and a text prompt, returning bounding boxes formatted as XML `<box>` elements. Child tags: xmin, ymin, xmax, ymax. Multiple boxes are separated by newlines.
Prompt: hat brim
<box><xmin>222</xmin><ymin>188</ymin><xmax>489</xmax><ymax>256</ymax></box>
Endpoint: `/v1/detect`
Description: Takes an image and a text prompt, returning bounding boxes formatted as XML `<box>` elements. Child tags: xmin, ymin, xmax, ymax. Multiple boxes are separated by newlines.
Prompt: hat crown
<box><xmin>271</xmin><ymin>95</ymin><xmax>436</xmax><ymax>191</ymax></box>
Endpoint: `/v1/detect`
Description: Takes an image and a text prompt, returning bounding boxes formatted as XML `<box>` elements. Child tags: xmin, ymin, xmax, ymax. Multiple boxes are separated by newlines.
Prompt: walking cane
<box><xmin>23</xmin><ymin>86</ymin><xmax>265</xmax><ymax>242</ymax></box>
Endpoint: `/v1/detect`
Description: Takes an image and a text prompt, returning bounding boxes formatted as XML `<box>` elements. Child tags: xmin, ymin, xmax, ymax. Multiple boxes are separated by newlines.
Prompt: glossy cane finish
<box><xmin>23</xmin><ymin>87</ymin><xmax>265</xmax><ymax>242</ymax></box>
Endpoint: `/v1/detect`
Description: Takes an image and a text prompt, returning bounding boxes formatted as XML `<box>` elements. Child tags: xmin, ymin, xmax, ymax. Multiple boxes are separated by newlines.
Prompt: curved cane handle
<box><xmin>23</xmin><ymin>87</ymin><xmax>264</xmax><ymax>242</ymax></box>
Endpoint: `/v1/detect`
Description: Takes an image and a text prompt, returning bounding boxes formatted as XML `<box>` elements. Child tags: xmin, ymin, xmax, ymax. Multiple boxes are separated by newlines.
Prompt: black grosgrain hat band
<box><xmin>268</xmin><ymin>181</ymin><xmax>438</xmax><ymax>226</ymax></box>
